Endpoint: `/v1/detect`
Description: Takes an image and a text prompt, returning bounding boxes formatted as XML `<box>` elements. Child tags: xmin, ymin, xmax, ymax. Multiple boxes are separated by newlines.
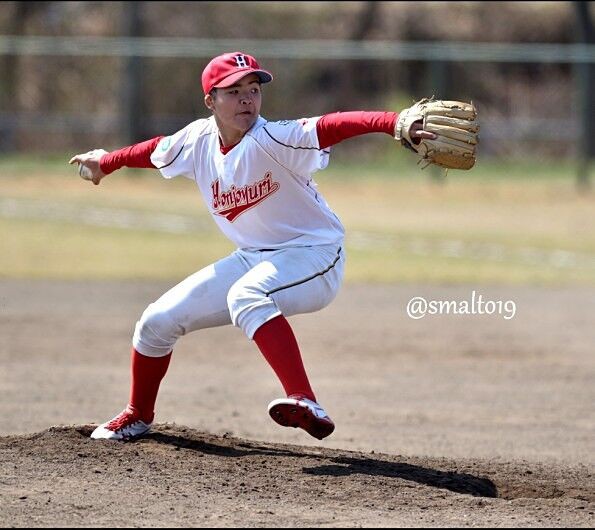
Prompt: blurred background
<box><xmin>0</xmin><ymin>1</ymin><xmax>594</xmax><ymax>285</ymax></box>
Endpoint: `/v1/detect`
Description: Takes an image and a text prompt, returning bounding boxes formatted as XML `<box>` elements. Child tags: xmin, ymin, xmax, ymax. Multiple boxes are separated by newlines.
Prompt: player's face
<box><xmin>205</xmin><ymin>73</ymin><xmax>262</xmax><ymax>142</ymax></box>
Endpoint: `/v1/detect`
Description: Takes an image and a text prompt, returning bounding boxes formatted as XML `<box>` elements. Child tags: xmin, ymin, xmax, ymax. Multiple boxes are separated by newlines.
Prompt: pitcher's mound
<box><xmin>1</xmin><ymin>424</ymin><xmax>592</xmax><ymax>527</ymax></box>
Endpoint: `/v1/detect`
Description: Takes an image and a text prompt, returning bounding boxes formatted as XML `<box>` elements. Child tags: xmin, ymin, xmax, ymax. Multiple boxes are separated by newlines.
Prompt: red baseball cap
<box><xmin>202</xmin><ymin>52</ymin><xmax>273</xmax><ymax>95</ymax></box>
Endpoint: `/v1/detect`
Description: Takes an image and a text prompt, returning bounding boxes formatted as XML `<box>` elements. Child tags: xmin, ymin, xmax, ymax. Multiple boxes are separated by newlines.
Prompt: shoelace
<box><xmin>106</xmin><ymin>410</ymin><xmax>140</xmax><ymax>432</ymax></box>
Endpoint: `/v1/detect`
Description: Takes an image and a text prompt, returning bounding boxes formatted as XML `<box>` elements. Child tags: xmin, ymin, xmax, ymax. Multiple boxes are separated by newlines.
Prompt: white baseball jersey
<box><xmin>149</xmin><ymin>115</ymin><xmax>345</xmax><ymax>250</ymax></box>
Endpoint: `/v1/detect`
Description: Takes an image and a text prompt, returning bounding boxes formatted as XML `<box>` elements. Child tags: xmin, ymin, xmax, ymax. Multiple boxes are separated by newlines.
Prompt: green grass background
<box><xmin>1</xmin><ymin>151</ymin><xmax>594</xmax><ymax>285</ymax></box>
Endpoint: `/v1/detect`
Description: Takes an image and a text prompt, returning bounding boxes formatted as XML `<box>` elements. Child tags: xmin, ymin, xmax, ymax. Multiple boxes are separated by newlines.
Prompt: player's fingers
<box><xmin>70</xmin><ymin>149</ymin><xmax>99</xmax><ymax>164</ymax></box>
<box><xmin>416</xmin><ymin>131</ymin><xmax>438</xmax><ymax>140</ymax></box>
<box><xmin>410</xmin><ymin>128</ymin><xmax>437</xmax><ymax>140</ymax></box>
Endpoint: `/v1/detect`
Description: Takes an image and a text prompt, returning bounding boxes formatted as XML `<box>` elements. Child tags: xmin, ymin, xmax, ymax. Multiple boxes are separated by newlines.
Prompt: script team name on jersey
<box><xmin>211</xmin><ymin>171</ymin><xmax>280</xmax><ymax>222</ymax></box>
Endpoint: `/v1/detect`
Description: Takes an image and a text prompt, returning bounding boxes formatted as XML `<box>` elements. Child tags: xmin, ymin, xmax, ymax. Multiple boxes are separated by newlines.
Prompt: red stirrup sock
<box><xmin>128</xmin><ymin>348</ymin><xmax>172</xmax><ymax>424</ymax></box>
<box><xmin>253</xmin><ymin>315</ymin><xmax>316</xmax><ymax>402</ymax></box>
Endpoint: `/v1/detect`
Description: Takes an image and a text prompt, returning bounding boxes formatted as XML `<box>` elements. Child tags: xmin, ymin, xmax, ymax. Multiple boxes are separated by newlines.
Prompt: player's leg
<box><xmin>227</xmin><ymin>244</ymin><xmax>345</xmax><ymax>439</ymax></box>
<box><xmin>91</xmin><ymin>251</ymin><xmax>249</xmax><ymax>440</ymax></box>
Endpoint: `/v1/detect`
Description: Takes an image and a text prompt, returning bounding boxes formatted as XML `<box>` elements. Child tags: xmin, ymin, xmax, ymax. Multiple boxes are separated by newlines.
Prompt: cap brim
<box><xmin>213</xmin><ymin>69</ymin><xmax>273</xmax><ymax>89</ymax></box>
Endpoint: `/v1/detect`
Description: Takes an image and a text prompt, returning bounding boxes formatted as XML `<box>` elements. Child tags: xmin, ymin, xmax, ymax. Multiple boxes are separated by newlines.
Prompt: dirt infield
<box><xmin>1</xmin><ymin>280</ymin><xmax>594</xmax><ymax>526</ymax></box>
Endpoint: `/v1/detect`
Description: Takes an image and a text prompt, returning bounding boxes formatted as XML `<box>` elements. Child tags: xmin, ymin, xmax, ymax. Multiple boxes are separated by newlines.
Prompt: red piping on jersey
<box><xmin>316</xmin><ymin>111</ymin><xmax>398</xmax><ymax>149</ymax></box>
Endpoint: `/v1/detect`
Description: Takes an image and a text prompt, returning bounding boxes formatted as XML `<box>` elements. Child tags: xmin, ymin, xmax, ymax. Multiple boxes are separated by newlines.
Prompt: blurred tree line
<box><xmin>0</xmin><ymin>1</ymin><xmax>592</xmax><ymax>163</ymax></box>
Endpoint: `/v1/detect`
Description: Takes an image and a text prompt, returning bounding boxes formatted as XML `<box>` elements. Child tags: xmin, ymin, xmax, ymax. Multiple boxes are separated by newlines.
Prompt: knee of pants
<box><xmin>226</xmin><ymin>282</ymin><xmax>278</xmax><ymax>338</ymax></box>
<box><xmin>132</xmin><ymin>304</ymin><xmax>184</xmax><ymax>358</ymax></box>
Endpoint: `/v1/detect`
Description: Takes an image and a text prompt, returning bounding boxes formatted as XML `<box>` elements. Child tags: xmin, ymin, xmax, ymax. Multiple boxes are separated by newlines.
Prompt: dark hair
<box><xmin>209</xmin><ymin>81</ymin><xmax>262</xmax><ymax>99</ymax></box>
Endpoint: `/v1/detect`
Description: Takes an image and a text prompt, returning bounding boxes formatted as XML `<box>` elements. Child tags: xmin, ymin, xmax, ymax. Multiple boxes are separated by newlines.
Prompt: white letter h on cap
<box><xmin>234</xmin><ymin>54</ymin><xmax>248</xmax><ymax>68</ymax></box>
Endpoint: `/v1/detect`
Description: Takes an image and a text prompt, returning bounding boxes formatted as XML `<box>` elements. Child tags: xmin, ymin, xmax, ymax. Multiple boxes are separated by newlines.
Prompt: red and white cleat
<box><xmin>268</xmin><ymin>395</ymin><xmax>335</xmax><ymax>440</ymax></box>
<box><xmin>90</xmin><ymin>405</ymin><xmax>152</xmax><ymax>441</ymax></box>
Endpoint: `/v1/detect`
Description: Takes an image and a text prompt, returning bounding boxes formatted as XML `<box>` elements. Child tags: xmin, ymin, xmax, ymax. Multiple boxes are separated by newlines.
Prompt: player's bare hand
<box><xmin>409</xmin><ymin>120</ymin><xmax>437</xmax><ymax>144</ymax></box>
<box><xmin>69</xmin><ymin>149</ymin><xmax>108</xmax><ymax>185</ymax></box>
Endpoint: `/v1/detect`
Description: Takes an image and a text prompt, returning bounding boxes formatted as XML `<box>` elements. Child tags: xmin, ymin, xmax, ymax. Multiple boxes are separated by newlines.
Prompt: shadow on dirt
<box><xmin>147</xmin><ymin>429</ymin><xmax>498</xmax><ymax>498</ymax></box>
<box><xmin>149</xmin><ymin>430</ymin><xmax>307</xmax><ymax>459</ymax></box>
<box><xmin>303</xmin><ymin>456</ymin><xmax>497</xmax><ymax>498</ymax></box>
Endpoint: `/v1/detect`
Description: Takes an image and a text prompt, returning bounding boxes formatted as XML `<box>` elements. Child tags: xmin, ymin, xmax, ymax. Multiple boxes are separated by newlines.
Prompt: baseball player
<box><xmin>69</xmin><ymin>52</ymin><xmax>435</xmax><ymax>442</ymax></box>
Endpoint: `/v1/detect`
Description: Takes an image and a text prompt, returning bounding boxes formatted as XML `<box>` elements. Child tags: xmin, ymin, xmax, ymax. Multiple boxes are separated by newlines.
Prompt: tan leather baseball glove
<box><xmin>395</xmin><ymin>98</ymin><xmax>479</xmax><ymax>170</ymax></box>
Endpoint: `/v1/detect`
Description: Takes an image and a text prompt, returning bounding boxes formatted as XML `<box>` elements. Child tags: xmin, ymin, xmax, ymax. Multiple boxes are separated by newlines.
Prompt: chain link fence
<box><xmin>0</xmin><ymin>2</ymin><xmax>593</xmax><ymax>182</ymax></box>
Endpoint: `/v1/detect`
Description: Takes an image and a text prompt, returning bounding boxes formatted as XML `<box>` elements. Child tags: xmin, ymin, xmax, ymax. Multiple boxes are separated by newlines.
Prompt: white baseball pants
<box><xmin>132</xmin><ymin>244</ymin><xmax>345</xmax><ymax>357</ymax></box>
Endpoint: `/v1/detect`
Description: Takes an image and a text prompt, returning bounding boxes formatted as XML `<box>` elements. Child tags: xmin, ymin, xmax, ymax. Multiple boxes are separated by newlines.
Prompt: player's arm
<box><xmin>68</xmin><ymin>136</ymin><xmax>163</xmax><ymax>186</ymax></box>
<box><xmin>315</xmin><ymin>111</ymin><xmax>435</xmax><ymax>149</ymax></box>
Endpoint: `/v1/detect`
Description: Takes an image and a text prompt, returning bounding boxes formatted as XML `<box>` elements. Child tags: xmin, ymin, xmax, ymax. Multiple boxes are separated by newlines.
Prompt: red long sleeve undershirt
<box><xmin>99</xmin><ymin>111</ymin><xmax>397</xmax><ymax>175</ymax></box>
<box><xmin>99</xmin><ymin>136</ymin><xmax>163</xmax><ymax>175</ymax></box>
<box><xmin>316</xmin><ymin>111</ymin><xmax>397</xmax><ymax>149</ymax></box>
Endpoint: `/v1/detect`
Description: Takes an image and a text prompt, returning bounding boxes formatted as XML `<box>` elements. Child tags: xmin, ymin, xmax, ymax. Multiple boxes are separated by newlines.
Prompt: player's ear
<box><xmin>204</xmin><ymin>90</ymin><xmax>217</xmax><ymax>112</ymax></box>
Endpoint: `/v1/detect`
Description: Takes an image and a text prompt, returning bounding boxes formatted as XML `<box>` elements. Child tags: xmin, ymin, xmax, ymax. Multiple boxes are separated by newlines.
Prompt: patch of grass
<box><xmin>0</xmin><ymin>217</ymin><xmax>233</xmax><ymax>280</ymax></box>
<box><xmin>343</xmin><ymin>245</ymin><xmax>595</xmax><ymax>286</ymax></box>
<box><xmin>1</xmin><ymin>154</ymin><xmax>594</xmax><ymax>285</ymax></box>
